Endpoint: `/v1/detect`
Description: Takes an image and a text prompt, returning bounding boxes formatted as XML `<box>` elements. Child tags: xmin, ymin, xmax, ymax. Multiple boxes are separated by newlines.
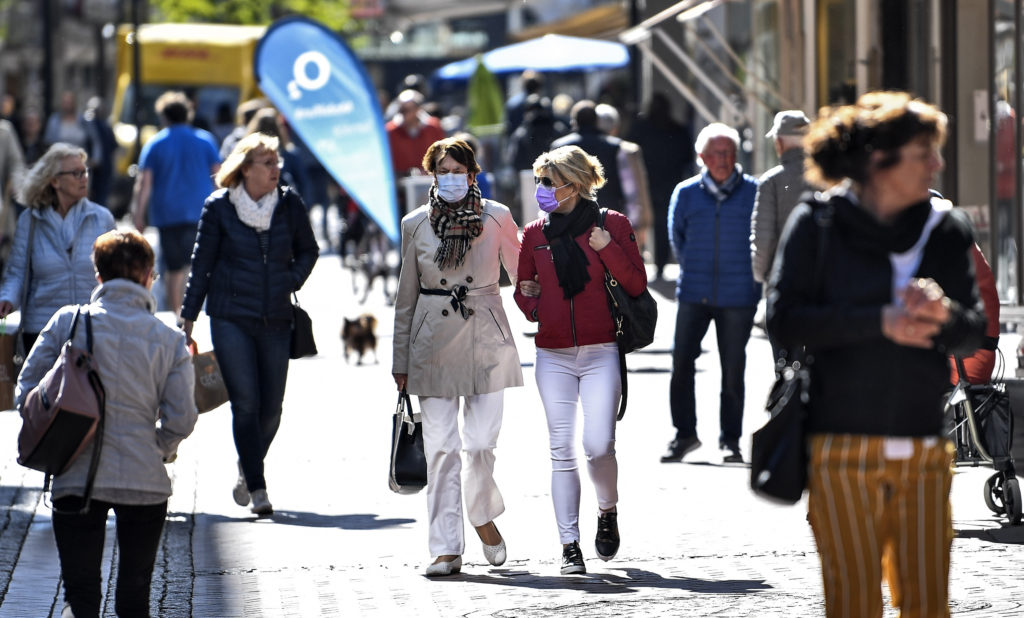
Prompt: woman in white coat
<box><xmin>392</xmin><ymin>137</ymin><xmax>523</xmax><ymax>576</ymax></box>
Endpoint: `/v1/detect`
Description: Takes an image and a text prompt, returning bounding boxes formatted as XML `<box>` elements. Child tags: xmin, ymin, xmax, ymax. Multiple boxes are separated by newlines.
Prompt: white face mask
<box><xmin>436</xmin><ymin>173</ymin><xmax>470</xmax><ymax>203</ymax></box>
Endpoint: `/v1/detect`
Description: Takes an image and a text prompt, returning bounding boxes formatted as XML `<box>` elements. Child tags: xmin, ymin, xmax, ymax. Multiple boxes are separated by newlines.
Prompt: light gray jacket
<box><xmin>16</xmin><ymin>280</ymin><xmax>197</xmax><ymax>503</ymax></box>
<box><xmin>0</xmin><ymin>199</ymin><xmax>116</xmax><ymax>332</ymax></box>
<box><xmin>750</xmin><ymin>147</ymin><xmax>811</xmax><ymax>283</ymax></box>
<box><xmin>392</xmin><ymin>200</ymin><xmax>524</xmax><ymax>397</ymax></box>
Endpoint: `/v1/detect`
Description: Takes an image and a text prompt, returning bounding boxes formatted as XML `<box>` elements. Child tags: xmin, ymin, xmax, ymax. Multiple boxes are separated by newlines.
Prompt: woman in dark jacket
<box><xmin>513</xmin><ymin>145</ymin><xmax>647</xmax><ymax>575</ymax></box>
<box><xmin>766</xmin><ymin>92</ymin><xmax>986</xmax><ymax>617</ymax></box>
<box><xmin>181</xmin><ymin>132</ymin><xmax>318</xmax><ymax>516</ymax></box>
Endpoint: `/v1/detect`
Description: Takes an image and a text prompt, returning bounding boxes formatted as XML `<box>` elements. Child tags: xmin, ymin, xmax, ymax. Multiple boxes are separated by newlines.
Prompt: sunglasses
<box><xmin>534</xmin><ymin>176</ymin><xmax>558</xmax><ymax>188</ymax></box>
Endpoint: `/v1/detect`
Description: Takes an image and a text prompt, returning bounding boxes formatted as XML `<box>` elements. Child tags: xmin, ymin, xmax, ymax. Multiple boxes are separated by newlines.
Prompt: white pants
<box><xmin>419</xmin><ymin>391</ymin><xmax>505</xmax><ymax>557</ymax></box>
<box><xmin>536</xmin><ymin>343</ymin><xmax>620</xmax><ymax>544</ymax></box>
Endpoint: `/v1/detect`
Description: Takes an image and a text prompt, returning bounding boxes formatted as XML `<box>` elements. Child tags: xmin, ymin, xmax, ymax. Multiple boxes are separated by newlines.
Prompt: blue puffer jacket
<box><xmin>669</xmin><ymin>169</ymin><xmax>761</xmax><ymax>307</ymax></box>
<box><xmin>180</xmin><ymin>185</ymin><xmax>319</xmax><ymax>324</ymax></box>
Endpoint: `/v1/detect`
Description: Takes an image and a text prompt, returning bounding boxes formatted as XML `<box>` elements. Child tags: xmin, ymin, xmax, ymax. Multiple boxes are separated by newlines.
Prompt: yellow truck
<box><xmin>109</xmin><ymin>22</ymin><xmax>265</xmax><ymax>214</ymax></box>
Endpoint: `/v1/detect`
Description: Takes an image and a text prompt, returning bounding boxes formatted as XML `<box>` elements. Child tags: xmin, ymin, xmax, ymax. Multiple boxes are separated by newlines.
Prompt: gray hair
<box><xmin>595</xmin><ymin>103</ymin><xmax>620</xmax><ymax>134</ymax></box>
<box><xmin>694</xmin><ymin>122</ymin><xmax>740</xmax><ymax>155</ymax></box>
<box><xmin>18</xmin><ymin>142</ymin><xmax>87</xmax><ymax>209</ymax></box>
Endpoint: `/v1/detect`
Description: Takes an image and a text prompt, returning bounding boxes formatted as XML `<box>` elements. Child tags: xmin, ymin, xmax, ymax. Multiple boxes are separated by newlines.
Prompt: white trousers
<box><xmin>535</xmin><ymin>343</ymin><xmax>620</xmax><ymax>544</ymax></box>
<box><xmin>419</xmin><ymin>391</ymin><xmax>505</xmax><ymax>557</ymax></box>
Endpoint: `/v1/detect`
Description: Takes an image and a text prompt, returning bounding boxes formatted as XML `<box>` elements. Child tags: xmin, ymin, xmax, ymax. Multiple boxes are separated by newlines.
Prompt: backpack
<box><xmin>17</xmin><ymin>307</ymin><xmax>106</xmax><ymax>509</ymax></box>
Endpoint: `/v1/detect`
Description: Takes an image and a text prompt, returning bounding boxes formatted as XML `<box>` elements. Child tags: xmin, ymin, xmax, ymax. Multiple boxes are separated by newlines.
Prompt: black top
<box><xmin>766</xmin><ymin>194</ymin><xmax>986</xmax><ymax>437</ymax></box>
<box><xmin>181</xmin><ymin>185</ymin><xmax>319</xmax><ymax>324</ymax></box>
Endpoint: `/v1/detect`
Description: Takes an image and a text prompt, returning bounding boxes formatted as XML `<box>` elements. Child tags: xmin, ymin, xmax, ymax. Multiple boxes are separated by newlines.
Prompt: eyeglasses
<box><xmin>534</xmin><ymin>176</ymin><xmax>556</xmax><ymax>188</ymax></box>
<box><xmin>253</xmin><ymin>158</ymin><xmax>284</xmax><ymax>170</ymax></box>
<box><xmin>56</xmin><ymin>169</ymin><xmax>89</xmax><ymax>179</ymax></box>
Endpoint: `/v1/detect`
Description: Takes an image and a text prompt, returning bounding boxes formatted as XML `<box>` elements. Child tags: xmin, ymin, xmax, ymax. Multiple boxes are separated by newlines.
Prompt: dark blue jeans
<box><xmin>52</xmin><ymin>497</ymin><xmax>167</xmax><ymax>618</ymax></box>
<box><xmin>669</xmin><ymin>302</ymin><xmax>756</xmax><ymax>448</ymax></box>
<box><xmin>211</xmin><ymin>317</ymin><xmax>291</xmax><ymax>492</ymax></box>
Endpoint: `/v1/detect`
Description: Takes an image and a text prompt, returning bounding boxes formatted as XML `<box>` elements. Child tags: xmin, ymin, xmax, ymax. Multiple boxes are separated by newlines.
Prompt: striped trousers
<box><xmin>807</xmin><ymin>434</ymin><xmax>954</xmax><ymax>618</ymax></box>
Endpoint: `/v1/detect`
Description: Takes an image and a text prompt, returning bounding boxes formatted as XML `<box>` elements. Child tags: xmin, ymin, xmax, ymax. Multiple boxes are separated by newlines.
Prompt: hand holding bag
<box><xmin>189</xmin><ymin>342</ymin><xmax>230</xmax><ymax>413</ymax></box>
<box><xmin>290</xmin><ymin>292</ymin><xmax>317</xmax><ymax>359</ymax></box>
<box><xmin>389</xmin><ymin>389</ymin><xmax>427</xmax><ymax>494</ymax></box>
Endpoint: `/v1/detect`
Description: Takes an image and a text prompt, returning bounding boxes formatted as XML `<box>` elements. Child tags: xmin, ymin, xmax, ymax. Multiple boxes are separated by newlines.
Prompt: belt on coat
<box><xmin>419</xmin><ymin>283</ymin><xmax>499</xmax><ymax>320</ymax></box>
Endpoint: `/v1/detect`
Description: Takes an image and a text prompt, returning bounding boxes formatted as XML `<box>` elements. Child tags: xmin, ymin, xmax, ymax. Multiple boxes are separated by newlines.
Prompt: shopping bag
<box><xmin>190</xmin><ymin>343</ymin><xmax>230</xmax><ymax>413</ymax></box>
<box><xmin>389</xmin><ymin>390</ymin><xmax>427</xmax><ymax>494</ymax></box>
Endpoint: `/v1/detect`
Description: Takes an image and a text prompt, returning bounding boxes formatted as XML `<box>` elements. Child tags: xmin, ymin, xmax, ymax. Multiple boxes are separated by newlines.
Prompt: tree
<box><xmin>148</xmin><ymin>0</ymin><xmax>357</xmax><ymax>32</ymax></box>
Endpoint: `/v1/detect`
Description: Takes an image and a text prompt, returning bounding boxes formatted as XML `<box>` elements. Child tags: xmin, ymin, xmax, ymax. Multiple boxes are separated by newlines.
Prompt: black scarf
<box><xmin>543</xmin><ymin>201</ymin><xmax>598</xmax><ymax>299</ymax></box>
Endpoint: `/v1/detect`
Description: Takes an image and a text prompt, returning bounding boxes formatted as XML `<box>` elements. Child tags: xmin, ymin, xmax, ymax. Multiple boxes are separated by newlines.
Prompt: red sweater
<box><xmin>515</xmin><ymin>207</ymin><xmax>647</xmax><ymax>349</ymax></box>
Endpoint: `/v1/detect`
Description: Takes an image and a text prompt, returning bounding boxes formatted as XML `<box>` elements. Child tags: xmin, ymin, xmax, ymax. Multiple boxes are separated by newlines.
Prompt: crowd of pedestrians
<box><xmin>0</xmin><ymin>75</ymin><xmax>991</xmax><ymax>618</ymax></box>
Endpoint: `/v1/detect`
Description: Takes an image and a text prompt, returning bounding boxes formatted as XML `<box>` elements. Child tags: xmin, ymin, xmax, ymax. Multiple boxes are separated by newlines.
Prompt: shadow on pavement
<box><xmin>440</xmin><ymin>567</ymin><xmax>772</xmax><ymax>595</ymax></box>
<box><xmin>955</xmin><ymin>521</ymin><xmax>1024</xmax><ymax>544</ymax></box>
<box><xmin>185</xmin><ymin>511</ymin><xmax>416</xmax><ymax>529</ymax></box>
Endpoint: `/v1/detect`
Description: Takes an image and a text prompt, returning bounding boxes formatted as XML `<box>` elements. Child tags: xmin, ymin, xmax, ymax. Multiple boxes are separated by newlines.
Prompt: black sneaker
<box><xmin>660</xmin><ymin>435</ymin><xmax>702</xmax><ymax>462</ymax></box>
<box><xmin>560</xmin><ymin>540</ymin><xmax>586</xmax><ymax>575</ymax></box>
<box><xmin>595</xmin><ymin>510</ymin><xmax>620</xmax><ymax>561</ymax></box>
<box><xmin>721</xmin><ymin>442</ymin><xmax>743</xmax><ymax>464</ymax></box>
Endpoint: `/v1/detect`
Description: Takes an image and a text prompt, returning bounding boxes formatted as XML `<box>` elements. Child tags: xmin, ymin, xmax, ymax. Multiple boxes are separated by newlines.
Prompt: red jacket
<box><xmin>386</xmin><ymin>118</ymin><xmax>445</xmax><ymax>176</ymax></box>
<box><xmin>515</xmin><ymin>206</ymin><xmax>647</xmax><ymax>349</ymax></box>
<box><xmin>950</xmin><ymin>244</ymin><xmax>999</xmax><ymax>385</ymax></box>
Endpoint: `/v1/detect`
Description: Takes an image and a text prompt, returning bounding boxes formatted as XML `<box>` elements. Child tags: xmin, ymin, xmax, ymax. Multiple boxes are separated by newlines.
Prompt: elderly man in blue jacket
<box><xmin>663</xmin><ymin>123</ymin><xmax>761</xmax><ymax>464</ymax></box>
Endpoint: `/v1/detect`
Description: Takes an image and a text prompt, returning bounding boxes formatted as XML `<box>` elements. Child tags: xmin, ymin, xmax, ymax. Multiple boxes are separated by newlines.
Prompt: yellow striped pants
<box><xmin>807</xmin><ymin>434</ymin><xmax>955</xmax><ymax>618</ymax></box>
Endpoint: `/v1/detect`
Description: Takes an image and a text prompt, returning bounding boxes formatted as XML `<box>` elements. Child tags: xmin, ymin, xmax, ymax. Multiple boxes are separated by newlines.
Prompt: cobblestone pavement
<box><xmin>1</xmin><ymin>256</ymin><xmax>1023</xmax><ymax>617</ymax></box>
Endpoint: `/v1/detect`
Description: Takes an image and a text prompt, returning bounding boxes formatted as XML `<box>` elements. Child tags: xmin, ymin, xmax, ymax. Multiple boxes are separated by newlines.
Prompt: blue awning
<box><xmin>433</xmin><ymin>34</ymin><xmax>630</xmax><ymax>81</ymax></box>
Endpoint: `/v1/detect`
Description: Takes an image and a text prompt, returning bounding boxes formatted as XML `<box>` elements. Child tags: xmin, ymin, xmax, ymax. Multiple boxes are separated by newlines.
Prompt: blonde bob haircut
<box><xmin>532</xmin><ymin>145</ymin><xmax>606</xmax><ymax>202</ymax></box>
<box><xmin>215</xmin><ymin>132</ymin><xmax>281</xmax><ymax>189</ymax></box>
<box><xmin>19</xmin><ymin>143</ymin><xmax>87</xmax><ymax>209</ymax></box>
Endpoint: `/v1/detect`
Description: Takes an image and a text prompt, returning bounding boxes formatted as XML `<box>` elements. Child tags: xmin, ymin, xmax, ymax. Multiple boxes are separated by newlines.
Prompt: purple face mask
<box><xmin>536</xmin><ymin>182</ymin><xmax>571</xmax><ymax>213</ymax></box>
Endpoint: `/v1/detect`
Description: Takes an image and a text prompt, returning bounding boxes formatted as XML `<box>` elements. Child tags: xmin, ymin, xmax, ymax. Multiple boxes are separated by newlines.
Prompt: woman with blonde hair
<box><xmin>392</xmin><ymin>137</ymin><xmax>522</xmax><ymax>576</ymax></box>
<box><xmin>0</xmin><ymin>142</ymin><xmax>115</xmax><ymax>351</ymax></box>
<box><xmin>767</xmin><ymin>91</ymin><xmax>986</xmax><ymax>616</ymax></box>
<box><xmin>513</xmin><ymin>145</ymin><xmax>647</xmax><ymax>575</ymax></box>
<box><xmin>181</xmin><ymin>132</ymin><xmax>318</xmax><ymax>516</ymax></box>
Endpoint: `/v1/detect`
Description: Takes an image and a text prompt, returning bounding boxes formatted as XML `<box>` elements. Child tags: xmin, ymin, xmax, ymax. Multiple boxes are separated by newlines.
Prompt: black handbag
<box><xmin>749</xmin><ymin>202</ymin><xmax>832</xmax><ymax>504</ymax></box>
<box><xmin>599</xmin><ymin>209</ymin><xmax>658</xmax><ymax>354</ymax></box>
<box><xmin>750</xmin><ymin>362</ymin><xmax>809</xmax><ymax>504</ymax></box>
<box><xmin>289</xmin><ymin>293</ymin><xmax>317</xmax><ymax>359</ymax></box>
<box><xmin>598</xmin><ymin>209</ymin><xmax>658</xmax><ymax>421</ymax></box>
<box><xmin>389</xmin><ymin>390</ymin><xmax>427</xmax><ymax>494</ymax></box>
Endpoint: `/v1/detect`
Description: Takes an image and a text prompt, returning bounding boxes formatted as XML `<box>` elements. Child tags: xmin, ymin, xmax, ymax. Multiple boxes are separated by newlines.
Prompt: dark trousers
<box><xmin>52</xmin><ymin>497</ymin><xmax>167</xmax><ymax>618</ymax></box>
<box><xmin>669</xmin><ymin>302</ymin><xmax>755</xmax><ymax>447</ymax></box>
<box><xmin>211</xmin><ymin>317</ymin><xmax>291</xmax><ymax>492</ymax></box>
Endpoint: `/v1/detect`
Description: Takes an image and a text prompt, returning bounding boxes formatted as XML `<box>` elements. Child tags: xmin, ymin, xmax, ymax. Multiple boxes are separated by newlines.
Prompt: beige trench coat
<box><xmin>392</xmin><ymin>200</ymin><xmax>524</xmax><ymax>397</ymax></box>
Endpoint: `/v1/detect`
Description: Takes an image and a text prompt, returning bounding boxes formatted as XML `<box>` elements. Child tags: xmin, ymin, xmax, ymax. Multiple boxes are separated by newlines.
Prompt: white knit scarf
<box><xmin>229</xmin><ymin>183</ymin><xmax>279</xmax><ymax>232</ymax></box>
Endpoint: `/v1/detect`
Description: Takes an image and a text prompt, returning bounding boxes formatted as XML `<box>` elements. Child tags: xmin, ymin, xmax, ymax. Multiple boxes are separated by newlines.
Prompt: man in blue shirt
<box><xmin>663</xmin><ymin>123</ymin><xmax>761</xmax><ymax>464</ymax></box>
<box><xmin>131</xmin><ymin>91</ymin><xmax>220</xmax><ymax>316</ymax></box>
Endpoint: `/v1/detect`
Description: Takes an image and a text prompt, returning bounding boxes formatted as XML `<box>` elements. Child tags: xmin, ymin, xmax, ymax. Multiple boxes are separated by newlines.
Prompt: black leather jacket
<box><xmin>767</xmin><ymin>193</ymin><xmax>985</xmax><ymax>437</ymax></box>
<box><xmin>181</xmin><ymin>185</ymin><xmax>319</xmax><ymax>324</ymax></box>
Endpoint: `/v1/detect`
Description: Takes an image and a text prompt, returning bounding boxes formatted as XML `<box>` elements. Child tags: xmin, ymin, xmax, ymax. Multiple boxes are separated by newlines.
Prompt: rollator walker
<box><xmin>946</xmin><ymin>354</ymin><xmax>1021</xmax><ymax>525</ymax></box>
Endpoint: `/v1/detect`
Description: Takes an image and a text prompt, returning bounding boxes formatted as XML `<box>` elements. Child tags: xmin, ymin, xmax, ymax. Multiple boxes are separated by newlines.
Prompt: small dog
<box><xmin>341</xmin><ymin>313</ymin><xmax>378</xmax><ymax>365</ymax></box>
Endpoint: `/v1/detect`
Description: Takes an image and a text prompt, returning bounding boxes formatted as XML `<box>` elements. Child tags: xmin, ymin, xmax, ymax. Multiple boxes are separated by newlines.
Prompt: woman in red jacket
<box><xmin>514</xmin><ymin>145</ymin><xmax>647</xmax><ymax>575</ymax></box>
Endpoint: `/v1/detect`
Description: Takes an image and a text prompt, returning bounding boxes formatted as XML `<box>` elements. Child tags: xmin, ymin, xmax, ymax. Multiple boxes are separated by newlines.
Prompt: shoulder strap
<box><xmin>811</xmin><ymin>203</ymin><xmax>833</xmax><ymax>294</ymax></box>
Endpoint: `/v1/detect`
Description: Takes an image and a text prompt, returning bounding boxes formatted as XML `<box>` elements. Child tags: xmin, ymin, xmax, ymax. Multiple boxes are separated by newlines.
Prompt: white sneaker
<box><xmin>232</xmin><ymin>467</ymin><xmax>250</xmax><ymax>507</ymax></box>
<box><xmin>250</xmin><ymin>489</ymin><xmax>273</xmax><ymax>516</ymax></box>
